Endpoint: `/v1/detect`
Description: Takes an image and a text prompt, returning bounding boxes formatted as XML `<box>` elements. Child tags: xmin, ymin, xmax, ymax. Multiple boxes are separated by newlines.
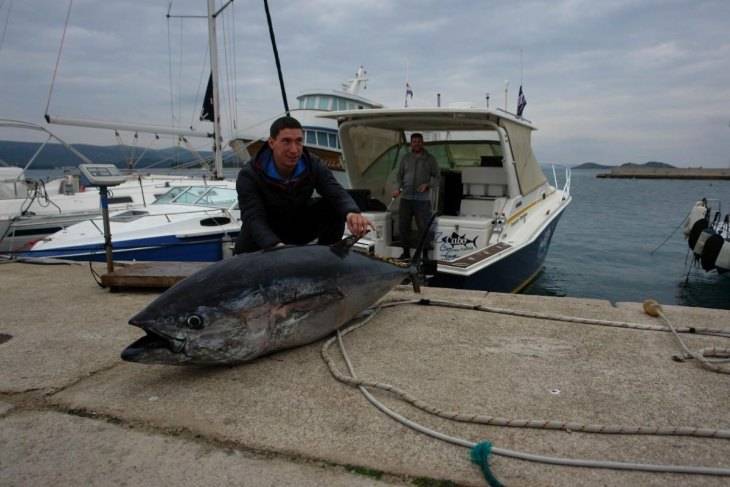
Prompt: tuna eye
<box><xmin>186</xmin><ymin>314</ymin><xmax>204</xmax><ymax>329</ymax></box>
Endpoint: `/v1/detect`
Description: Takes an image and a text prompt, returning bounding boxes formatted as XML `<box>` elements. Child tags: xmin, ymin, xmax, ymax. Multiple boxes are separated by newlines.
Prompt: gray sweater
<box><xmin>396</xmin><ymin>149</ymin><xmax>440</xmax><ymax>201</ymax></box>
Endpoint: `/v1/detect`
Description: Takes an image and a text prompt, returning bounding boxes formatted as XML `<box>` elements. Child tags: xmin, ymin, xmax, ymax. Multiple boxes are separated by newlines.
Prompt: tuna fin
<box><xmin>330</xmin><ymin>234</ymin><xmax>360</xmax><ymax>258</ymax></box>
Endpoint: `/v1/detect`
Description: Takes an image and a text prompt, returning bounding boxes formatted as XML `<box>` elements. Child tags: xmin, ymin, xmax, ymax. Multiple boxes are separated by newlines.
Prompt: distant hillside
<box><xmin>575</xmin><ymin>161</ymin><xmax>677</xmax><ymax>170</ymax></box>
<box><xmin>620</xmin><ymin>161</ymin><xmax>676</xmax><ymax>169</ymax></box>
<box><xmin>573</xmin><ymin>162</ymin><xmax>610</xmax><ymax>169</ymax></box>
<box><xmin>0</xmin><ymin>140</ymin><xmax>241</xmax><ymax>169</ymax></box>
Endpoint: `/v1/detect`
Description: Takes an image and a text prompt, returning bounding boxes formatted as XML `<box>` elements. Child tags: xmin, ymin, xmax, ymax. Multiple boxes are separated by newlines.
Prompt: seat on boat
<box><xmin>459</xmin><ymin>167</ymin><xmax>508</xmax><ymax>217</ymax></box>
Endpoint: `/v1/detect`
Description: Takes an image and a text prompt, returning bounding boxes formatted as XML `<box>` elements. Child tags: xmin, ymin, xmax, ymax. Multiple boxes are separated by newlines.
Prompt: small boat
<box><xmin>683</xmin><ymin>198</ymin><xmax>730</xmax><ymax>274</ymax></box>
<box><xmin>23</xmin><ymin>181</ymin><xmax>240</xmax><ymax>262</ymax></box>
<box><xmin>321</xmin><ymin>107</ymin><xmax>572</xmax><ymax>293</ymax></box>
<box><xmin>0</xmin><ymin>120</ymin><xmax>206</xmax><ymax>254</ymax></box>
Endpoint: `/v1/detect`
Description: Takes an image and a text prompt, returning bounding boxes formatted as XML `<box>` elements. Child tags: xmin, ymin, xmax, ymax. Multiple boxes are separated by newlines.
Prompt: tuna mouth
<box><xmin>121</xmin><ymin>327</ymin><xmax>186</xmax><ymax>363</ymax></box>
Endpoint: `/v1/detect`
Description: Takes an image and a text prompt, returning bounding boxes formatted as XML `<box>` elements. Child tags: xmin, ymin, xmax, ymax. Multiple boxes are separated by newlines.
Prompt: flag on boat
<box><xmin>200</xmin><ymin>73</ymin><xmax>214</xmax><ymax>122</ymax></box>
<box><xmin>517</xmin><ymin>85</ymin><xmax>527</xmax><ymax>117</ymax></box>
<box><xmin>406</xmin><ymin>82</ymin><xmax>414</xmax><ymax>99</ymax></box>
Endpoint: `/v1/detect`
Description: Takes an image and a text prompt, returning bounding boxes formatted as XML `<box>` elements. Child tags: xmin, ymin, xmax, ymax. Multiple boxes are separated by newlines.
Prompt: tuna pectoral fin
<box><xmin>273</xmin><ymin>288</ymin><xmax>345</xmax><ymax>321</ymax></box>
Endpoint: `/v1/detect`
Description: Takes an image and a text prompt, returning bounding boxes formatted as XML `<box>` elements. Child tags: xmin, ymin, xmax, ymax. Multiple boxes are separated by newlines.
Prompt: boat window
<box><xmin>336</xmin><ymin>98</ymin><xmax>346</xmax><ymax>111</ymax></box>
<box><xmin>306</xmin><ymin>130</ymin><xmax>317</xmax><ymax>145</ymax></box>
<box><xmin>317</xmin><ymin>131</ymin><xmax>329</xmax><ymax>147</ymax></box>
<box><xmin>111</xmin><ymin>209</ymin><xmax>150</xmax><ymax>222</ymax></box>
<box><xmin>153</xmin><ymin>186</ymin><xmax>187</xmax><ymax>204</ymax></box>
<box><xmin>318</xmin><ymin>96</ymin><xmax>330</xmax><ymax>110</ymax></box>
<box><xmin>172</xmin><ymin>186</ymin><xmax>209</xmax><ymax>204</ymax></box>
<box><xmin>193</xmin><ymin>188</ymin><xmax>238</xmax><ymax>208</ymax></box>
<box><xmin>305</xmin><ymin>96</ymin><xmax>316</xmax><ymax>109</ymax></box>
<box><xmin>108</xmin><ymin>196</ymin><xmax>134</xmax><ymax>204</ymax></box>
<box><xmin>298</xmin><ymin>98</ymin><xmax>305</xmax><ymax>109</ymax></box>
<box><xmin>328</xmin><ymin>133</ymin><xmax>337</xmax><ymax>148</ymax></box>
<box><xmin>445</xmin><ymin>142</ymin><xmax>503</xmax><ymax>168</ymax></box>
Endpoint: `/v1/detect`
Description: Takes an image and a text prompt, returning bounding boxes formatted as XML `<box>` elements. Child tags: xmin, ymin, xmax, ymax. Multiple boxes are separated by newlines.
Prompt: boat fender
<box><xmin>683</xmin><ymin>201</ymin><xmax>707</xmax><ymax>237</ymax></box>
<box><xmin>700</xmin><ymin>234</ymin><xmax>723</xmax><ymax>271</ymax></box>
<box><xmin>692</xmin><ymin>228</ymin><xmax>713</xmax><ymax>257</ymax></box>
<box><xmin>715</xmin><ymin>240</ymin><xmax>730</xmax><ymax>274</ymax></box>
<box><xmin>687</xmin><ymin>218</ymin><xmax>708</xmax><ymax>249</ymax></box>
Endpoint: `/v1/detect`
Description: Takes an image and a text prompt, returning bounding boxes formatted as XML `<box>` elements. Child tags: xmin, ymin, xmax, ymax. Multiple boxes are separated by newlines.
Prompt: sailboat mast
<box><xmin>207</xmin><ymin>0</ymin><xmax>224</xmax><ymax>180</ymax></box>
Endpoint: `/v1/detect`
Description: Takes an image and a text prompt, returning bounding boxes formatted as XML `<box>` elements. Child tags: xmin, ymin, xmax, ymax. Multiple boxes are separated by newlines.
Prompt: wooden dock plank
<box><xmin>100</xmin><ymin>262</ymin><xmax>210</xmax><ymax>289</ymax></box>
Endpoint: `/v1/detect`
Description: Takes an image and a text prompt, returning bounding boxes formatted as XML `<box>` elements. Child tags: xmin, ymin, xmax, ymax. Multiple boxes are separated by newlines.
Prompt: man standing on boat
<box><xmin>393</xmin><ymin>133</ymin><xmax>440</xmax><ymax>260</ymax></box>
<box><xmin>234</xmin><ymin>116</ymin><xmax>373</xmax><ymax>253</ymax></box>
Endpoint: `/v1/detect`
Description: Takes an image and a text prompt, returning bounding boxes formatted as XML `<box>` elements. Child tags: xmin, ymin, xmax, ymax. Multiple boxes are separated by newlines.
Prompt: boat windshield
<box><xmin>362</xmin><ymin>140</ymin><xmax>503</xmax><ymax>180</ymax></box>
<box><xmin>153</xmin><ymin>186</ymin><xmax>237</xmax><ymax>209</ymax></box>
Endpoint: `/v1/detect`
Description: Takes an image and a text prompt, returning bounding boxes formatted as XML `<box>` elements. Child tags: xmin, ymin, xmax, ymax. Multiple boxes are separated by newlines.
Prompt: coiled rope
<box><xmin>322</xmin><ymin>299</ymin><xmax>730</xmax><ymax>480</ymax></box>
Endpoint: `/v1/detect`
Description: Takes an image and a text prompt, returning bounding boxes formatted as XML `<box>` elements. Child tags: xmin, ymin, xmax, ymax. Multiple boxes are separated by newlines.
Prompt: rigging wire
<box><xmin>219</xmin><ymin>7</ymin><xmax>232</xmax><ymax>135</ymax></box>
<box><xmin>166</xmin><ymin>3</ymin><xmax>177</xmax><ymax>130</ymax></box>
<box><xmin>0</xmin><ymin>0</ymin><xmax>13</xmax><ymax>54</ymax></box>
<box><xmin>45</xmin><ymin>0</ymin><xmax>73</xmax><ymax>116</ymax></box>
<box><xmin>231</xmin><ymin>0</ymin><xmax>239</xmax><ymax>130</ymax></box>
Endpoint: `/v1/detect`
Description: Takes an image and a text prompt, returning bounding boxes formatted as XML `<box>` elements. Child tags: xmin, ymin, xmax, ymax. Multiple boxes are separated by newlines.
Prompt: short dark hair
<box><xmin>410</xmin><ymin>132</ymin><xmax>424</xmax><ymax>141</ymax></box>
<box><xmin>269</xmin><ymin>116</ymin><xmax>303</xmax><ymax>139</ymax></box>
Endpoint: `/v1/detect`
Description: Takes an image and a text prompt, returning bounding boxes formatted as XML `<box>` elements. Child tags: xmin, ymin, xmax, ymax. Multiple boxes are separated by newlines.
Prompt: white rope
<box><xmin>45</xmin><ymin>0</ymin><xmax>73</xmax><ymax>116</ymax></box>
<box><xmin>644</xmin><ymin>300</ymin><xmax>730</xmax><ymax>374</ymax></box>
<box><xmin>322</xmin><ymin>300</ymin><xmax>730</xmax><ymax>477</ymax></box>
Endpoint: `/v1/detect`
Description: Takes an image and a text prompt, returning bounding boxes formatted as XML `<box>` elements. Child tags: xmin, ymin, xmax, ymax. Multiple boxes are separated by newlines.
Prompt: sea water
<box><xmin>23</xmin><ymin>168</ymin><xmax>730</xmax><ymax>309</ymax></box>
<box><xmin>525</xmin><ymin>170</ymin><xmax>730</xmax><ymax>310</ymax></box>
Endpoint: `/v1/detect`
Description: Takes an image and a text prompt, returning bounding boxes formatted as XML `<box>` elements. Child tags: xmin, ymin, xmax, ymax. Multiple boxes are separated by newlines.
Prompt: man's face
<box><xmin>410</xmin><ymin>136</ymin><xmax>424</xmax><ymax>153</ymax></box>
<box><xmin>268</xmin><ymin>128</ymin><xmax>304</xmax><ymax>174</ymax></box>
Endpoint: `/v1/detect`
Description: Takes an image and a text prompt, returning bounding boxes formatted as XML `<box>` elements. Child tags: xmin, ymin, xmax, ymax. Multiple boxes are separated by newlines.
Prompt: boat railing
<box><xmin>551</xmin><ymin>165</ymin><xmax>571</xmax><ymax>199</ymax></box>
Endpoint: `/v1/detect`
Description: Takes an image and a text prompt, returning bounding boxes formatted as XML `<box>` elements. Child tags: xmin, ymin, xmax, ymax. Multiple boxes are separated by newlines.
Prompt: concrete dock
<box><xmin>1</xmin><ymin>261</ymin><xmax>729</xmax><ymax>486</ymax></box>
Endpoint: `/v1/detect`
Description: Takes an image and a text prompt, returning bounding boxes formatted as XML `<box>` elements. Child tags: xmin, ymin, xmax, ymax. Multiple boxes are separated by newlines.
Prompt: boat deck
<box><xmin>1</xmin><ymin>261</ymin><xmax>729</xmax><ymax>486</ymax></box>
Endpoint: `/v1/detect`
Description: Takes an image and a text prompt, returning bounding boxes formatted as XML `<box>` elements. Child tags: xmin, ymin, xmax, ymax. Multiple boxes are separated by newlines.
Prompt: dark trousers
<box><xmin>398</xmin><ymin>199</ymin><xmax>432</xmax><ymax>253</ymax></box>
<box><xmin>234</xmin><ymin>198</ymin><xmax>345</xmax><ymax>254</ymax></box>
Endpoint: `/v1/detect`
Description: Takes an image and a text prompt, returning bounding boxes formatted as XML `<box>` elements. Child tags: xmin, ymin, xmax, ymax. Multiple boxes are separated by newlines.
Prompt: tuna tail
<box><xmin>409</xmin><ymin>214</ymin><xmax>438</xmax><ymax>293</ymax></box>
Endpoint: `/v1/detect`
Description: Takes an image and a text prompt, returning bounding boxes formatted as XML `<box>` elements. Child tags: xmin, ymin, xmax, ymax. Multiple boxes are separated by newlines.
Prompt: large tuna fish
<box><xmin>121</xmin><ymin>238</ymin><xmax>424</xmax><ymax>365</ymax></box>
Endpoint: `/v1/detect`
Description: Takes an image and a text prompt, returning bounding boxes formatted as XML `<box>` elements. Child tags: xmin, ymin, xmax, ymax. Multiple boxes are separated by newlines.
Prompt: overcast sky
<box><xmin>1</xmin><ymin>0</ymin><xmax>729</xmax><ymax>167</ymax></box>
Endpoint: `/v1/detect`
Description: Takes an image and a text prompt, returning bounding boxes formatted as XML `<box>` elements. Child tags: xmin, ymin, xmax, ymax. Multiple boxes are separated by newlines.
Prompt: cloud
<box><xmin>1</xmin><ymin>0</ymin><xmax>729</xmax><ymax>166</ymax></box>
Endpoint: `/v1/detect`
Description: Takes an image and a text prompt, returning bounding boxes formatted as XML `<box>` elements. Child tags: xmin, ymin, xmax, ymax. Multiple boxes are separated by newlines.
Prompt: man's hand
<box><xmin>417</xmin><ymin>183</ymin><xmax>429</xmax><ymax>193</ymax></box>
<box><xmin>346</xmin><ymin>212</ymin><xmax>375</xmax><ymax>237</ymax></box>
<box><xmin>392</xmin><ymin>189</ymin><xmax>401</xmax><ymax>198</ymax></box>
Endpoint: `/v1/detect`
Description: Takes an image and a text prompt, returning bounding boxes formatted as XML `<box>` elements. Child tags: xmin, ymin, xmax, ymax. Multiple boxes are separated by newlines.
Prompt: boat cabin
<box><xmin>321</xmin><ymin>108</ymin><xmax>556</xmax><ymax>264</ymax></box>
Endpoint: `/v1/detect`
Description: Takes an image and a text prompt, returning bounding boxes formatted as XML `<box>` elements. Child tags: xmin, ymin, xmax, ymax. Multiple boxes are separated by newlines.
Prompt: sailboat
<box><xmin>22</xmin><ymin>1</ymin><xmax>241</xmax><ymax>262</ymax></box>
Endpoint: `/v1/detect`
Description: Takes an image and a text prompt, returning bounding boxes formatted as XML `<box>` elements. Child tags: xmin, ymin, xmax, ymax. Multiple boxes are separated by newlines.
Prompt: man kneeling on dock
<box><xmin>234</xmin><ymin>116</ymin><xmax>373</xmax><ymax>253</ymax></box>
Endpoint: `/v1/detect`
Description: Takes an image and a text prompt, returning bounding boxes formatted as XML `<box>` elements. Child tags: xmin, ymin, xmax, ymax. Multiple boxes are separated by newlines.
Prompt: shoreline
<box><xmin>596</xmin><ymin>168</ymin><xmax>730</xmax><ymax>180</ymax></box>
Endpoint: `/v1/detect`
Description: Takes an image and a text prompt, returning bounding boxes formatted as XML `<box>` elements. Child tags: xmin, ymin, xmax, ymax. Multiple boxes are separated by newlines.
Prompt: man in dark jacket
<box><xmin>234</xmin><ymin>116</ymin><xmax>373</xmax><ymax>253</ymax></box>
<box><xmin>392</xmin><ymin>133</ymin><xmax>440</xmax><ymax>260</ymax></box>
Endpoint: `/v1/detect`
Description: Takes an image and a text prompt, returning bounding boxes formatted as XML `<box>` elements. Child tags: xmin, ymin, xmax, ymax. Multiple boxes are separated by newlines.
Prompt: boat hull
<box><xmin>428</xmin><ymin>211</ymin><xmax>564</xmax><ymax>293</ymax></box>
<box><xmin>22</xmin><ymin>232</ymin><xmax>238</xmax><ymax>263</ymax></box>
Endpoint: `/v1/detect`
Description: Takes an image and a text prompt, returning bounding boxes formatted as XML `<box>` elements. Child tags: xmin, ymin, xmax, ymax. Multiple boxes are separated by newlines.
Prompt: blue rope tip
<box><xmin>470</xmin><ymin>441</ymin><xmax>504</xmax><ymax>487</ymax></box>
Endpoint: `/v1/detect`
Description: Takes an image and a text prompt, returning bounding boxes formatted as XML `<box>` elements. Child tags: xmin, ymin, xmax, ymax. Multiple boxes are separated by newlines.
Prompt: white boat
<box><xmin>321</xmin><ymin>107</ymin><xmax>572</xmax><ymax>292</ymax></box>
<box><xmin>683</xmin><ymin>198</ymin><xmax>730</xmax><ymax>274</ymax></box>
<box><xmin>0</xmin><ymin>120</ymin><xmax>207</xmax><ymax>254</ymax></box>
<box><xmin>23</xmin><ymin>181</ymin><xmax>240</xmax><ymax>262</ymax></box>
<box><xmin>230</xmin><ymin>66</ymin><xmax>382</xmax><ymax>179</ymax></box>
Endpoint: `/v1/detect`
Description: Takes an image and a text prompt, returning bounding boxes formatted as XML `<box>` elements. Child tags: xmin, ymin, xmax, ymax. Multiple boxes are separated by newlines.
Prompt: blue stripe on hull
<box><xmin>23</xmin><ymin>232</ymin><xmax>238</xmax><ymax>263</ymax></box>
<box><xmin>428</xmin><ymin>212</ymin><xmax>564</xmax><ymax>293</ymax></box>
